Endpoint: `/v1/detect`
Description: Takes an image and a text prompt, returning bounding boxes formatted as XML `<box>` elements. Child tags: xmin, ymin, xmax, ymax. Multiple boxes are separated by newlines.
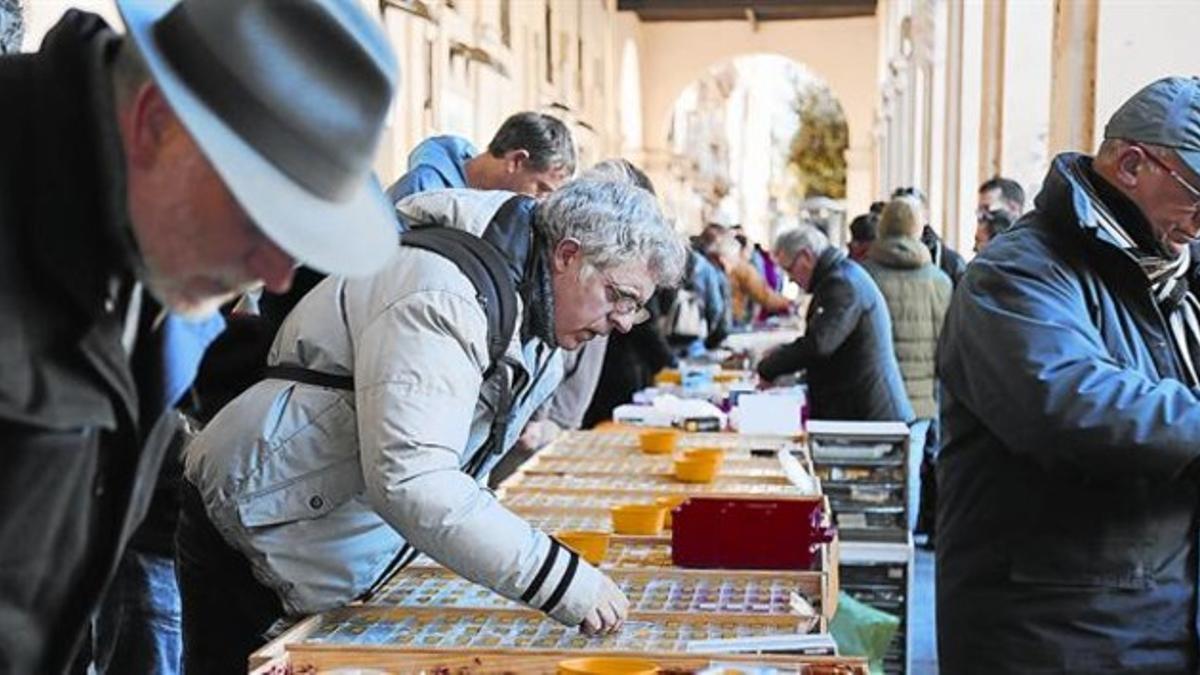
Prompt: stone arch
<box><xmin>660</xmin><ymin>53</ymin><xmax>849</xmax><ymax>244</ymax></box>
<box><xmin>635</xmin><ymin>16</ymin><xmax>877</xmax><ymax>213</ymax></box>
<box><xmin>658</xmin><ymin>54</ymin><xmax>853</xmax><ymax>162</ymax></box>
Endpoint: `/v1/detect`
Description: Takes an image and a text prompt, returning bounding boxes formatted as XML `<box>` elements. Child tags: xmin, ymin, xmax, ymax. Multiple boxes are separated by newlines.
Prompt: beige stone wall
<box><xmin>18</xmin><ymin>0</ymin><xmax>623</xmax><ymax>187</ymax></box>
<box><xmin>877</xmin><ymin>0</ymin><xmax>1200</xmax><ymax>259</ymax></box>
<box><xmin>17</xmin><ymin>2</ymin><xmax>887</xmax><ymax>245</ymax></box>
<box><xmin>1094</xmin><ymin>0</ymin><xmax>1200</xmax><ymax>141</ymax></box>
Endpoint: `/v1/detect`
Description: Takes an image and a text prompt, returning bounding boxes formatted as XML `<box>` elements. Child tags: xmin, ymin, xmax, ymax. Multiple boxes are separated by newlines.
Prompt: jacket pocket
<box><xmin>236</xmin><ymin>393</ymin><xmax>364</xmax><ymax>528</ymax></box>
<box><xmin>237</xmin><ymin>456</ymin><xmax>364</xmax><ymax>527</ymax></box>
<box><xmin>1008</xmin><ymin>536</ymin><xmax>1152</xmax><ymax>590</ymax></box>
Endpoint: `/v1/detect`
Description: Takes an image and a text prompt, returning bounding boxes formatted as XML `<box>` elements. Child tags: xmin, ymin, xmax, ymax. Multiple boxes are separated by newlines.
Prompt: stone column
<box><xmin>977</xmin><ymin>0</ymin><xmax>1006</xmax><ymax>182</ymax></box>
<box><xmin>1048</xmin><ymin>0</ymin><xmax>1098</xmax><ymax>156</ymax></box>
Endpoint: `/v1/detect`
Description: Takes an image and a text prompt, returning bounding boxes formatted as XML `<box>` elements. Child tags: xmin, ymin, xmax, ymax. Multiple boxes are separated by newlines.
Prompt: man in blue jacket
<box><xmin>386</xmin><ymin>111</ymin><xmax>576</xmax><ymax>203</ymax></box>
<box><xmin>259</xmin><ymin>112</ymin><xmax>577</xmax><ymax>325</ymax></box>
<box><xmin>937</xmin><ymin>77</ymin><xmax>1200</xmax><ymax>673</ymax></box>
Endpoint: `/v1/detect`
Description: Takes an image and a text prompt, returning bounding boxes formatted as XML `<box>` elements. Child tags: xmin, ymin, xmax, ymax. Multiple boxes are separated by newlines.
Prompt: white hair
<box><xmin>579</xmin><ymin>159</ymin><xmax>655</xmax><ymax>194</ymax></box>
<box><xmin>536</xmin><ymin>179</ymin><xmax>686</xmax><ymax>287</ymax></box>
<box><xmin>773</xmin><ymin>224</ymin><xmax>831</xmax><ymax>260</ymax></box>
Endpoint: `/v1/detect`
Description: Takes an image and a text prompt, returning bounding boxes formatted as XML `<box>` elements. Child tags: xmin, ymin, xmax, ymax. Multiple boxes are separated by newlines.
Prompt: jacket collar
<box><xmin>407</xmin><ymin>135</ymin><xmax>476</xmax><ymax>189</ymax></box>
<box><xmin>811</xmin><ymin>246</ymin><xmax>847</xmax><ymax>288</ymax></box>
<box><xmin>519</xmin><ymin>235</ymin><xmax>557</xmax><ymax>348</ymax></box>
<box><xmin>868</xmin><ymin>235</ymin><xmax>932</xmax><ymax>269</ymax></box>
<box><xmin>1040</xmin><ymin>153</ymin><xmax>1164</xmax><ymax>258</ymax></box>
<box><xmin>31</xmin><ymin>12</ymin><xmax>139</xmax><ymax>318</ymax></box>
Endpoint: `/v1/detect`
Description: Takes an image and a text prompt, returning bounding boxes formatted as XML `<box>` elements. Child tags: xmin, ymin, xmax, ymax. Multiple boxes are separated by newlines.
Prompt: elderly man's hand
<box><xmin>516</xmin><ymin>420</ymin><xmax>563</xmax><ymax>453</ymax></box>
<box><xmin>579</xmin><ymin>575</ymin><xmax>629</xmax><ymax>636</ymax></box>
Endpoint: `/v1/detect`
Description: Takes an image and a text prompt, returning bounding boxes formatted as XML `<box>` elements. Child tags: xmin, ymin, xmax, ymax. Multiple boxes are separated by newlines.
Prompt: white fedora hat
<box><xmin>117</xmin><ymin>0</ymin><xmax>400</xmax><ymax>277</ymax></box>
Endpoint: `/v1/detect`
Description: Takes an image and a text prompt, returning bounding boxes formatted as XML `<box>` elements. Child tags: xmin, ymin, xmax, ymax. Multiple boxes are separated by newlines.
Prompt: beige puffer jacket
<box><xmin>183</xmin><ymin>190</ymin><xmax>603</xmax><ymax>625</ymax></box>
<box><xmin>863</xmin><ymin>229</ymin><xmax>952</xmax><ymax>419</ymax></box>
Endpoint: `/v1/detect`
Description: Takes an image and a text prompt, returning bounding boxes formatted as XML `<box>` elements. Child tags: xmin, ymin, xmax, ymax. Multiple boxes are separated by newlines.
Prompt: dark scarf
<box><xmin>1074</xmin><ymin>159</ymin><xmax>1200</xmax><ymax>385</ymax></box>
<box><xmin>519</xmin><ymin>230</ymin><xmax>557</xmax><ymax>348</ymax></box>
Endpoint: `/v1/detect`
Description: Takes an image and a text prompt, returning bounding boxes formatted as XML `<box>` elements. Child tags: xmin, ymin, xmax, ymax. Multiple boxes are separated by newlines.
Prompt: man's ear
<box><xmin>1114</xmin><ymin>145</ymin><xmax>1145</xmax><ymax>189</ymax></box>
<box><xmin>125</xmin><ymin>83</ymin><xmax>176</xmax><ymax>170</ymax></box>
<box><xmin>504</xmin><ymin>148</ymin><xmax>531</xmax><ymax>173</ymax></box>
<box><xmin>552</xmin><ymin>237</ymin><xmax>582</xmax><ymax>274</ymax></box>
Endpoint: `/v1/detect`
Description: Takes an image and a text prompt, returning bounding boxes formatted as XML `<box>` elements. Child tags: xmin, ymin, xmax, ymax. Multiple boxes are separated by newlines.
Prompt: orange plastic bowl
<box><xmin>639</xmin><ymin>430</ymin><xmax>680</xmax><ymax>455</ymax></box>
<box><xmin>674</xmin><ymin>457</ymin><xmax>720</xmax><ymax>483</ymax></box>
<box><xmin>556</xmin><ymin>530</ymin><xmax>610</xmax><ymax>565</ymax></box>
<box><xmin>654</xmin><ymin>495</ymin><xmax>689</xmax><ymax>528</ymax></box>
<box><xmin>653</xmin><ymin>369</ymin><xmax>682</xmax><ymax>386</ymax></box>
<box><xmin>611</xmin><ymin>504</ymin><xmax>667</xmax><ymax>536</ymax></box>
<box><xmin>684</xmin><ymin>447</ymin><xmax>725</xmax><ymax>467</ymax></box>
<box><xmin>558</xmin><ymin>657</ymin><xmax>659</xmax><ymax>675</ymax></box>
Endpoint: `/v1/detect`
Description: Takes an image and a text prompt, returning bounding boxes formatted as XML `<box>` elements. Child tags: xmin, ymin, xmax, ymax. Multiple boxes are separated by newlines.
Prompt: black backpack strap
<box><xmin>262</xmin><ymin>364</ymin><xmax>353</xmax><ymax>391</ymax></box>
<box><xmin>401</xmin><ymin>227</ymin><xmax>518</xmax><ymax>376</ymax></box>
<box><xmin>361</xmin><ymin>224</ymin><xmax>524</xmax><ymax>602</ymax></box>
<box><xmin>402</xmin><ymin>225</ymin><xmax>523</xmax><ymax>481</ymax></box>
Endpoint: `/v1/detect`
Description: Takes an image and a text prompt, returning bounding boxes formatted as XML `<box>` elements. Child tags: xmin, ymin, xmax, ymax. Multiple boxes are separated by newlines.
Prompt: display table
<box><xmin>250</xmin><ymin>429</ymin><xmax>866</xmax><ymax>674</ymax></box>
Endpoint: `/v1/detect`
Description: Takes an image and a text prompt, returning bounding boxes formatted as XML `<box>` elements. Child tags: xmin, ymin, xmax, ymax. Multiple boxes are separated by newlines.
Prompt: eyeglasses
<box><xmin>1133</xmin><ymin>142</ymin><xmax>1200</xmax><ymax>214</ymax></box>
<box><xmin>602</xmin><ymin>273</ymin><xmax>651</xmax><ymax>325</ymax></box>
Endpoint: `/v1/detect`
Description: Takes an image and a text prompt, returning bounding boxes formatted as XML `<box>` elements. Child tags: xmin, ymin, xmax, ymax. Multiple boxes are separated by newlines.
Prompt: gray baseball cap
<box><xmin>1105</xmin><ymin>76</ymin><xmax>1200</xmax><ymax>177</ymax></box>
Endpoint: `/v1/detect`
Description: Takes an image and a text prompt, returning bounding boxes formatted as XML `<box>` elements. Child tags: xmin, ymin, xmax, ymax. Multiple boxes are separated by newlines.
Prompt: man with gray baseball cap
<box><xmin>0</xmin><ymin>0</ymin><xmax>398</xmax><ymax>672</ymax></box>
<box><xmin>937</xmin><ymin>76</ymin><xmax>1200</xmax><ymax>672</ymax></box>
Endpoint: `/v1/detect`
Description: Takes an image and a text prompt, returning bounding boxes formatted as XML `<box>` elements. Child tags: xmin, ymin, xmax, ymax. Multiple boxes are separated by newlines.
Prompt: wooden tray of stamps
<box><xmin>366</xmin><ymin>566</ymin><xmax>826</xmax><ymax>624</ymax></box>
<box><xmin>519</xmin><ymin>454</ymin><xmax>799</xmax><ymax>479</ymax></box>
<box><xmin>248</xmin><ymin>606</ymin><xmax>867</xmax><ymax>674</ymax></box>
<box><xmin>537</xmin><ymin>430</ymin><xmax>808</xmax><ymax>461</ymax></box>
<box><xmin>499</xmin><ymin>472</ymin><xmax>812</xmax><ymax>497</ymax></box>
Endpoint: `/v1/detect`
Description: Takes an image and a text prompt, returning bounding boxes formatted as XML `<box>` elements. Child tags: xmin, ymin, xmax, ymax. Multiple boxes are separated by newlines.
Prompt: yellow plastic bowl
<box><xmin>558</xmin><ymin>657</ymin><xmax>659</xmax><ymax>675</ymax></box>
<box><xmin>556</xmin><ymin>530</ymin><xmax>610</xmax><ymax>565</ymax></box>
<box><xmin>639</xmin><ymin>430</ymin><xmax>680</xmax><ymax>455</ymax></box>
<box><xmin>674</xmin><ymin>457</ymin><xmax>720</xmax><ymax>483</ymax></box>
<box><xmin>654</xmin><ymin>495</ymin><xmax>689</xmax><ymax>528</ymax></box>
<box><xmin>684</xmin><ymin>447</ymin><xmax>726</xmax><ymax>467</ymax></box>
<box><xmin>653</xmin><ymin>369</ymin><xmax>682</xmax><ymax>385</ymax></box>
<box><xmin>611</xmin><ymin>504</ymin><xmax>667</xmax><ymax>536</ymax></box>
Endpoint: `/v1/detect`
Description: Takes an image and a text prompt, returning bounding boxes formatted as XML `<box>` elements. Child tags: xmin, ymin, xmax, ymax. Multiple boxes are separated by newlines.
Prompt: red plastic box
<box><xmin>671</xmin><ymin>497</ymin><xmax>835</xmax><ymax>569</ymax></box>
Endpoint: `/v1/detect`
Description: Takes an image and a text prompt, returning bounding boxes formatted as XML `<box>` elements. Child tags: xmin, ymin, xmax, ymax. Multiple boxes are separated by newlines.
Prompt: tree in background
<box><xmin>788</xmin><ymin>85</ymin><xmax>848</xmax><ymax>199</ymax></box>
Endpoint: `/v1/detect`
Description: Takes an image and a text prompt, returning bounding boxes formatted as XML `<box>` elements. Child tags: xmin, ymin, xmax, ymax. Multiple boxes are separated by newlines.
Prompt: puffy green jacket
<box><xmin>863</xmin><ymin>237</ymin><xmax>952</xmax><ymax>418</ymax></box>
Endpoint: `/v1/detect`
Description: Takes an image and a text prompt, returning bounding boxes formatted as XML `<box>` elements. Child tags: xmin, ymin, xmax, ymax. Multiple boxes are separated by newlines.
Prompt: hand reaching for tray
<box><xmin>579</xmin><ymin>575</ymin><xmax>629</xmax><ymax>635</ymax></box>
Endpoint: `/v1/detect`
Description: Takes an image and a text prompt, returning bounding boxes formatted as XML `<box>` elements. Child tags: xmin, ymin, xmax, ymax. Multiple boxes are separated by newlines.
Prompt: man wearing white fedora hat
<box><xmin>0</xmin><ymin>0</ymin><xmax>400</xmax><ymax>672</ymax></box>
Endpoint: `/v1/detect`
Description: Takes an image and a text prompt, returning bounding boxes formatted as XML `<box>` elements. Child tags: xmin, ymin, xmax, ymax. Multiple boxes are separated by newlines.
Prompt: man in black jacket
<box><xmin>756</xmin><ymin>224</ymin><xmax>913</xmax><ymax>422</ymax></box>
<box><xmin>0</xmin><ymin>1</ymin><xmax>398</xmax><ymax>672</ymax></box>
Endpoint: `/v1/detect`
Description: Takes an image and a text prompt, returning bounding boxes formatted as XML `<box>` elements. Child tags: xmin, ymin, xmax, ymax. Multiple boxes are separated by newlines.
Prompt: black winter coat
<box><xmin>757</xmin><ymin>249</ymin><xmax>913</xmax><ymax>422</ymax></box>
<box><xmin>921</xmin><ymin>224</ymin><xmax>966</xmax><ymax>287</ymax></box>
<box><xmin>0</xmin><ymin>13</ymin><xmax>212</xmax><ymax>673</ymax></box>
<box><xmin>937</xmin><ymin>153</ymin><xmax>1200</xmax><ymax>673</ymax></box>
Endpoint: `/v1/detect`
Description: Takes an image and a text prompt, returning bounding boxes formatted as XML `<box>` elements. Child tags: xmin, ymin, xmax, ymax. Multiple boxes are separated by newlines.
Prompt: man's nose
<box><xmin>610</xmin><ymin>313</ymin><xmax>635</xmax><ymax>334</ymax></box>
<box><xmin>251</xmin><ymin>242</ymin><xmax>296</xmax><ymax>294</ymax></box>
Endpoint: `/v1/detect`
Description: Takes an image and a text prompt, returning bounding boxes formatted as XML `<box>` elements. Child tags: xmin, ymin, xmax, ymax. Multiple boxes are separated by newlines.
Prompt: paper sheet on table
<box><xmin>612</xmin><ymin>394</ymin><xmax>727</xmax><ymax>427</ymax></box>
<box><xmin>735</xmin><ymin>393</ymin><xmax>803</xmax><ymax>435</ymax></box>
